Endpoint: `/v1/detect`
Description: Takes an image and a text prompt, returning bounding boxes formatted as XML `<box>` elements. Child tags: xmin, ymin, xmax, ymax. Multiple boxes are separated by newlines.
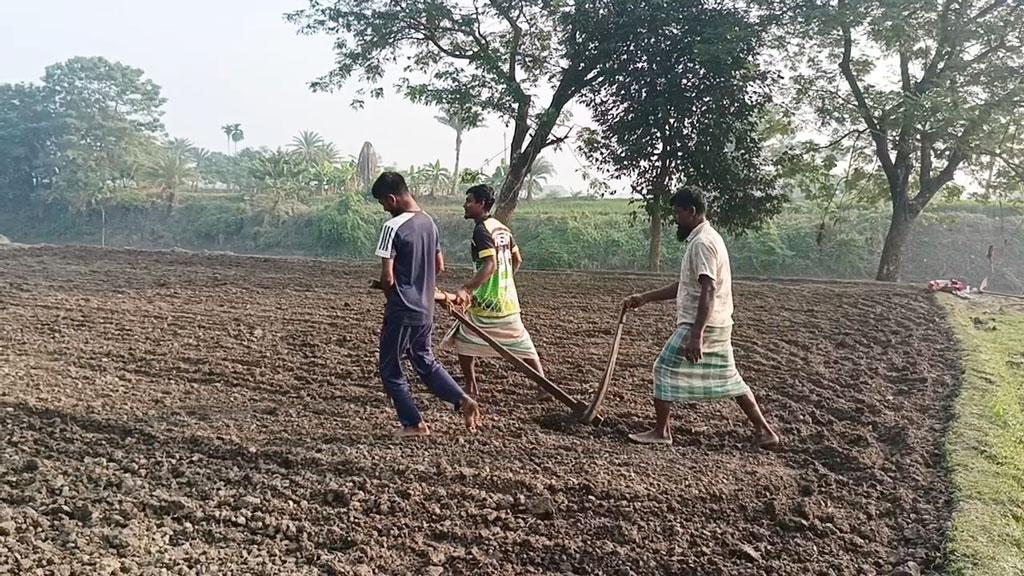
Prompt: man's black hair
<box><xmin>371</xmin><ymin>171</ymin><xmax>409</xmax><ymax>200</ymax></box>
<box><xmin>466</xmin><ymin>184</ymin><xmax>496</xmax><ymax>212</ymax></box>
<box><xmin>670</xmin><ymin>185</ymin><xmax>707</xmax><ymax>215</ymax></box>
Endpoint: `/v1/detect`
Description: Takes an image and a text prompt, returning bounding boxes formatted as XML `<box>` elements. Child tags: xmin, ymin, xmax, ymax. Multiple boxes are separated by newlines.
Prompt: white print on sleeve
<box><xmin>375</xmin><ymin>212</ymin><xmax>417</xmax><ymax>259</ymax></box>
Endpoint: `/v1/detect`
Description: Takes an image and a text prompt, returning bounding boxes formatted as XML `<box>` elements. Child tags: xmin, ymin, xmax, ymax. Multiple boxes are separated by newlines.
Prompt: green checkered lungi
<box><xmin>653</xmin><ymin>323</ymin><xmax>750</xmax><ymax>402</ymax></box>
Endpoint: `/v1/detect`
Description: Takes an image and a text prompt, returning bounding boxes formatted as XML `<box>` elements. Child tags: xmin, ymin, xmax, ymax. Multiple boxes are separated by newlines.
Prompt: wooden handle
<box><xmin>369</xmin><ymin>279</ymin><xmax>600</xmax><ymax>423</ymax></box>
<box><xmin>579</xmin><ymin>303</ymin><xmax>628</xmax><ymax>424</ymax></box>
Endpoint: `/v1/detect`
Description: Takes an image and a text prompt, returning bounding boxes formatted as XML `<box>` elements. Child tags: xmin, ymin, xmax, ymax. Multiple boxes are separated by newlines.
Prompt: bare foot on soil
<box><xmin>395</xmin><ymin>423</ymin><xmax>431</xmax><ymax>439</ymax></box>
<box><xmin>755</xmin><ymin>428</ymin><xmax>780</xmax><ymax>450</ymax></box>
<box><xmin>461</xmin><ymin>396</ymin><xmax>481</xmax><ymax>432</ymax></box>
<box><xmin>628</xmin><ymin>429</ymin><xmax>673</xmax><ymax>445</ymax></box>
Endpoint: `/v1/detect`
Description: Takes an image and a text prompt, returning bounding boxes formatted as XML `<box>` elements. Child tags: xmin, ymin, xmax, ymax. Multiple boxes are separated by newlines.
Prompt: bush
<box><xmin>173</xmin><ymin>201</ymin><xmax>247</xmax><ymax>246</ymax></box>
<box><xmin>314</xmin><ymin>191</ymin><xmax>382</xmax><ymax>257</ymax></box>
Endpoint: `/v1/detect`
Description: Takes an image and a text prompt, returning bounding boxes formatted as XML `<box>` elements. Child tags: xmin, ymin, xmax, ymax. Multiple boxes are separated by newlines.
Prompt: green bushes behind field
<box><xmin>1</xmin><ymin>194</ymin><xmax>1021</xmax><ymax>288</ymax></box>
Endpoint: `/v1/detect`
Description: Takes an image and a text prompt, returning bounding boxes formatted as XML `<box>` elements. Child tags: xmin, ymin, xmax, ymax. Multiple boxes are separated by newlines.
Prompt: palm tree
<box><xmin>231</xmin><ymin>126</ymin><xmax>245</xmax><ymax>154</ymax></box>
<box><xmin>289</xmin><ymin>130</ymin><xmax>328</xmax><ymax>163</ymax></box>
<box><xmin>221</xmin><ymin>123</ymin><xmax>243</xmax><ymax>154</ymax></box>
<box><xmin>191</xmin><ymin>147</ymin><xmax>211</xmax><ymax>191</ymax></box>
<box><xmin>437</xmin><ymin>112</ymin><xmax>484</xmax><ymax>196</ymax></box>
<box><xmin>525</xmin><ymin>156</ymin><xmax>557</xmax><ymax>201</ymax></box>
<box><xmin>168</xmin><ymin>138</ymin><xmax>195</xmax><ymax>160</ymax></box>
<box><xmin>252</xmin><ymin>149</ymin><xmax>304</xmax><ymax>224</ymax></box>
<box><xmin>146</xmin><ymin>145</ymin><xmax>197</xmax><ymax>215</ymax></box>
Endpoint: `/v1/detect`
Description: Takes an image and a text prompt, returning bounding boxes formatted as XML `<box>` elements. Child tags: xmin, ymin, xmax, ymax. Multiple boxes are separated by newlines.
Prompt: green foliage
<box><xmin>313</xmin><ymin>190</ymin><xmax>381</xmax><ymax>256</ymax></box>
<box><xmin>575</xmin><ymin>0</ymin><xmax>781</xmax><ymax>270</ymax></box>
<box><xmin>0</xmin><ymin>82</ymin><xmax>59</xmax><ymax>203</ymax></box>
<box><xmin>145</xmin><ymin>141</ymin><xmax>198</xmax><ymax>212</ymax></box>
<box><xmin>777</xmin><ymin>0</ymin><xmax>1024</xmax><ymax>280</ymax></box>
<box><xmin>174</xmin><ymin>200</ymin><xmax>246</xmax><ymax>246</ymax></box>
<box><xmin>286</xmin><ymin>0</ymin><xmax>661</xmax><ymax>218</ymax></box>
<box><xmin>46</xmin><ymin>57</ymin><xmax>165</xmax><ymax>206</ymax></box>
<box><xmin>249</xmin><ymin>148</ymin><xmax>310</xmax><ymax>225</ymax></box>
<box><xmin>578</xmin><ymin>0</ymin><xmax>781</xmax><ymax>231</ymax></box>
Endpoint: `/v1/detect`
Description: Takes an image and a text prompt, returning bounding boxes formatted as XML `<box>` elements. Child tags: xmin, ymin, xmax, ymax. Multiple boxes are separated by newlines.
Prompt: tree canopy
<box><xmin>777</xmin><ymin>0</ymin><xmax>1024</xmax><ymax>280</ymax></box>
<box><xmin>288</xmin><ymin>0</ymin><xmax>651</xmax><ymax>221</ymax></box>
<box><xmin>578</xmin><ymin>0</ymin><xmax>782</xmax><ymax>270</ymax></box>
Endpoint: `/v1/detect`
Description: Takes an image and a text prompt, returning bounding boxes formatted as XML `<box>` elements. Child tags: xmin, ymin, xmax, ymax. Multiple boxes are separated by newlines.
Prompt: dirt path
<box><xmin>1</xmin><ymin>246</ymin><xmax>958</xmax><ymax>575</ymax></box>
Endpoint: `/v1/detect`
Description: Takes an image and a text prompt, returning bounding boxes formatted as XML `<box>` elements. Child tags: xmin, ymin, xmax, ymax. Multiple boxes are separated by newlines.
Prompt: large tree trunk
<box><xmin>876</xmin><ymin>196</ymin><xmax>917</xmax><ymax>282</ymax></box>
<box><xmin>648</xmin><ymin>209</ymin><xmax>662</xmax><ymax>272</ymax></box>
<box><xmin>646</xmin><ymin>159</ymin><xmax>673</xmax><ymax>272</ymax></box>
<box><xmin>451</xmin><ymin>130</ymin><xmax>462</xmax><ymax>197</ymax></box>
<box><xmin>494</xmin><ymin>151</ymin><xmax>535</xmax><ymax>222</ymax></box>
<box><xmin>494</xmin><ymin>80</ymin><xmax>578</xmax><ymax>222</ymax></box>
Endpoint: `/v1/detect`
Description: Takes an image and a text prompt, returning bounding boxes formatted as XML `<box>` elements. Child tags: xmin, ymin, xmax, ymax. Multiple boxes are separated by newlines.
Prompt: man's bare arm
<box><xmin>624</xmin><ymin>282</ymin><xmax>679</xmax><ymax>309</ymax></box>
<box><xmin>379</xmin><ymin>258</ymin><xmax>395</xmax><ymax>298</ymax></box>
<box><xmin>692</xmin><ymin>275</ymin><xmax>715</xmax><ymax>334</ymax></box>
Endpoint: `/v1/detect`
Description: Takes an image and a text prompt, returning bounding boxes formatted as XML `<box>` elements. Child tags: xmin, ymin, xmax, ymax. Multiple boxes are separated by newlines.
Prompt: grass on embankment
<box><xmin>942</xmin><ymin>295</ymin><xmax>1024</xmax><ymax>576</ymax></box>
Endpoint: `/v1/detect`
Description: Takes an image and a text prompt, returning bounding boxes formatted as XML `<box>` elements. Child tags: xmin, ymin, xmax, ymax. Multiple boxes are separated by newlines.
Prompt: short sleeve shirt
<box><xmin>469</xmin><ymin>217</ymin><xmax>521</xmax><ymax>318</ymax></box>
<box><xmin>375</xmin><ymin>211</ymin><xmax>440</xmax><ymax>326</ymax></box>
<box><xmin>676</xmin><ymin>221</ymin><xmax>734</xmax><ymax>327</ymax></box>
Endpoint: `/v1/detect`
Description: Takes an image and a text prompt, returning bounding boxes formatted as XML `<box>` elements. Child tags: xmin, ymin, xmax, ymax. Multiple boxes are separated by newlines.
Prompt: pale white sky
<box><xmin>0</xmin><ymin>0</ymin><xmax>599</xmax><ymax>193</ymax></box>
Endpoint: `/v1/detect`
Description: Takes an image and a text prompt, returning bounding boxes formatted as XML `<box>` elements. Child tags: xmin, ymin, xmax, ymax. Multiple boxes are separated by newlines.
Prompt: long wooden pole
<box><xmin>982</xmin><ymin>289</ymin><xmax>1024</xmax><ymax>300</ymax></box>
<box><xmin>371</xmin><ymin>281</ymin><xmax>602</xmax><ymax>424</ymax></box>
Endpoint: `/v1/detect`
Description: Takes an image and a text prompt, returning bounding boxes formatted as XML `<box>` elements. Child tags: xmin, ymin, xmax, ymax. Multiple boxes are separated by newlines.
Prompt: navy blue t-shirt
<box><xmin>375</xmin><ymin>211</ymin><xmax>440</xmax><ymax>326</ymax></box>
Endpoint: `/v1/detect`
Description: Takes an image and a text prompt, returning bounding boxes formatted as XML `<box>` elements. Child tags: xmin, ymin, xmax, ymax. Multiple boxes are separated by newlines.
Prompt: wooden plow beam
<box><xmin>370</xmin><ymin>281</ymin><xmax>630</xmax><ymax>425</ymax></box>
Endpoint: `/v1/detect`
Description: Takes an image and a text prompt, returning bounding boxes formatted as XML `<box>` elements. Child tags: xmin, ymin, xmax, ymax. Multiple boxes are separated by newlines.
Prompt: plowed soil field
<box><xmin>1</xmin><ymin>246</ymin><xmax>958</xmax><ymax>575</ymax></box>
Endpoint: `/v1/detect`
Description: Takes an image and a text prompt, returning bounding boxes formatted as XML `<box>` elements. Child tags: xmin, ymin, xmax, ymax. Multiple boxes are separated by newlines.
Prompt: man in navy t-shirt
<box><xmin>371</xmin><ymin>172</ymin><xmax>480</xmax><ymax>437</ymax></box>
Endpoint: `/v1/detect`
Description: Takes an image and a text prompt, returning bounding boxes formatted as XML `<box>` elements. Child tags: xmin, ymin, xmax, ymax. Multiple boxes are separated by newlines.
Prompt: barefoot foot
<box><xmin>627</xmin><ymin>428</ymin><xmax>672</xmax><ymax>445</ymax></box>
<box><xmin>754</xmin><ymin>428</ymin><xmax>780</xmax><ymax>450</ymax></box>
<box><xmin>395</xmin><ymin>423</ymin><xmax>431</xmax><ymax>439</ymax></box>
<box><xmin>460</xmin><ymin>396</ymin><xmax>481</xmax><ymax>432</ymax></box>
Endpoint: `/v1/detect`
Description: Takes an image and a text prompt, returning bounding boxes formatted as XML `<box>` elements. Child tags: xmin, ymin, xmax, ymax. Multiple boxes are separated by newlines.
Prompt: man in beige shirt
<box><xmin>623</xmin><ymin>186</ymin><xmax>778</xmax><ymax>448</ymax></box>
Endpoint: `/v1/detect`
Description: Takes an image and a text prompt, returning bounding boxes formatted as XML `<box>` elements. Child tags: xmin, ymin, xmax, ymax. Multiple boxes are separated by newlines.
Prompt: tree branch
<box><xmin>810</xmin><ymin>128</ymin><xmax>868</xmax><ymax>151</ymax></box>
<box><xmin>894</xmin><ymin>47</ymin><xmax>917</xmax><ymax>175</ymax></box>
<box><xmin>919</xmin><ymin>131</ymin><xmax>934</xmax><ymax>193</ymax></box>
<box><xmin>489</xmin><ymin>0</ymin><xmax>523</xmax><ymax>84</ymax></box>
<box><xmin>962</xmin><ymin>38</ymin><xmax>1010</xmax><ymax>69</ymax></box>
<box><xmin>509</xmin><ymin>96</ymin><xmax>532</xmax><ymax>157</ymax></box>
<box><xmin>837</xmin><ymin>0</ymin><xmax>896</xmax><ymax>181</ymax></box>
<box><xmin>978</xmin><ymin>148</ymin><xmax>1024</xmax><ymax>180</ymax></box>
<box><xmin>408</xmin><ymin>24</ymin><xmax>480</xmax><ymax>61</ymax></box>
<box><xmin>972</xmin><ymin>0</ymin><xmax>1010</xmax><ymax>23</ymax></box>
<box><xmin>917</xmin><ymin>0</ymin><xmax>957</xmax><ymax>93</ymax></box>
<box><xmin>545</xmin><ymin>127</ymin><xmax>573</xmax><ymax>148</ymax></box>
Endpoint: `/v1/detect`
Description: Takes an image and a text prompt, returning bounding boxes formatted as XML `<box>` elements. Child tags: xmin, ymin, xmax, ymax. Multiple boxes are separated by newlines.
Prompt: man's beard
<box><xmin>676</xmin><ymin>224</ymin><xmax>688</xmax><ymax>242</ymax></box>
